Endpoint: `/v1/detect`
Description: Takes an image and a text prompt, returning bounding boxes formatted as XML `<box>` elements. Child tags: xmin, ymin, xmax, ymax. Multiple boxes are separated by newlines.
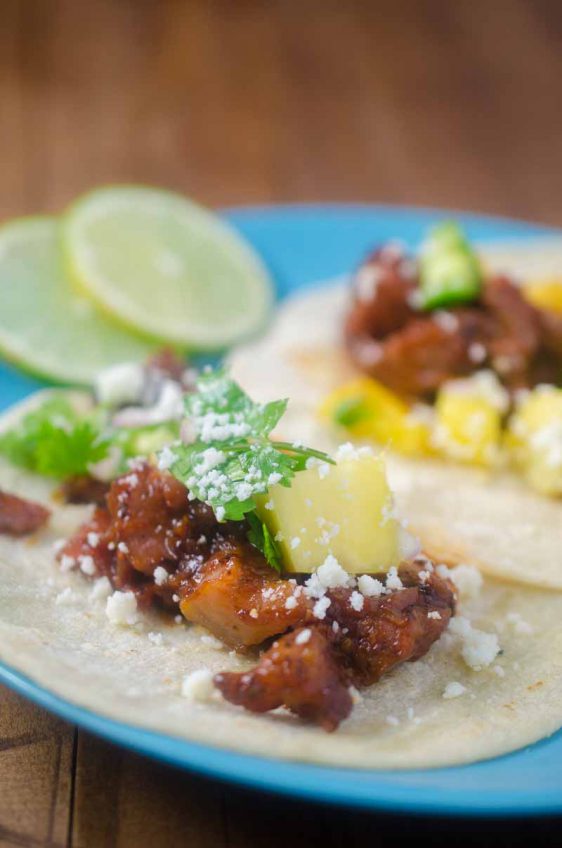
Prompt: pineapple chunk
<box><xmin>507</xmin><ymin>386</ymin><xmax>562</xmax><ymax>496</ymax></box>
<box><xmin>319</xmin><ymin>377</ymin><xmax>432</xmax><ymax>456</ymax></box>
<box><xmin>255</xmin><ymin>445</ymin><xmax>402</xmax><ymax>573</ymax></box>
<box><xmin>522</xmin><ymin>279</ymin><xmax>562</xmax><ymax>314</ymax></box>
<box><xmin>433</xmin><ymin>372</ymin><xmax>507</xmax><ymax>466</ymax></box>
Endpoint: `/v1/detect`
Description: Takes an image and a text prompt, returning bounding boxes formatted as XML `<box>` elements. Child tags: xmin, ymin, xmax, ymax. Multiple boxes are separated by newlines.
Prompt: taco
<box><xmin>0</xmin><ymin>358</ymin><xmax>561</xmax><ymax>769</ymax></box>
<box><xmin>229</xmin><ymin>226</ymin><xmax>562</xmax><ymax>589</ymax></box>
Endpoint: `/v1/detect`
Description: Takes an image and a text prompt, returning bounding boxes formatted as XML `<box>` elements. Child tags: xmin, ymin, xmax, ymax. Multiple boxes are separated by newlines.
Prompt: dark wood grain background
<box><xmin>2</xmin><ymin>0</ymin><xmax>562</xmax><ymax>845</ymax></box>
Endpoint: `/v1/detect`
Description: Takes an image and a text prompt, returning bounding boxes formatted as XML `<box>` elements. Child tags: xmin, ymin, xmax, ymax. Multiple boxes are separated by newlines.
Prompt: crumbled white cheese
<box><xmin>335</xmin><ymin>442</ymin><xmax>372</xmax><ymax>462</ymax></box>
<box><xmin>264</xmin><ymin>500</ymin><xmax>274</xmax><ymax>511</ymax></box>
<box><xmin>433</xmin><ymin>310</ymin><xmax>459</xmax><ymax>334</ymax></box>
<box><xmin>114</xmin><ymin>380</ymin><xmax>184</xmax><ymax>428</ymax></box>
<box><xmin>357</xmin><ymin>574</ymin><xmax>384</xmax><ymax>597</ymax></box>
<box><xmin>79</xmin><ymin>555</ymin><xmax>96</xmax><ymax>576</ymax></box>
<box><xmin>385</xmin><ymin>566</ymin><xmax>403</xmax><ymax>591</ymax></box>
<box><xmin>312</xmin><ymin>596</ymin><xmax>331</xmax><ymax>620</ymax></box>
<box><xmin>148</xmin><ymin>631</ymin><xmax>164</xmax><ymax>646</ymax></box>
<box><xmin>106</xmin><ymin>591</ymin><xmax>138</xmax><ymax>626</ymax></box>
<box><xmin>492</xmin><ymin>664</ymin><xmax>505</xmax><ymax>677</ymax></box>
<box><xmin>443</xmin><ymin>370</ymin><xmax>509</xmax><ymax>413</ymax></box>
<box><xmin>468</xmin><ymin>342</ymin><xmax>487</xmax><ymax>364</ymax></box>
<box><xmin>90</xmin><ymin>576</ymin><xmax>112</xmax><ymax>601</ymax></box>
<box><xmin>304</xmin><ymin>555</ymin><xmax>355</xmax><ymax>600</ymax></box>
<box><xmin>290</xmin><ymin>536</ymin><xmax>301</xmax><ymax>550</ymax></box>
<box><xmin>215</xmin><ymin>506</ymin><xmax>226</xmax><ymax>522</ymax></box>
<box><xmin>172</xmin><ymin>593</ymin><xmax>180</xmax><ymax>603</ymax></box>
<box><xmin>448</xmin><ymin>616</ymin><xmax>500</xmax><ymax>669</ymax></box>
<box><xmin>158</xmin><ymin>445</ymin><xmax>176</xmax><ymax>471</ymax></box>
<box><xmin>295</xmin><ymin>628</ymin><xmax>312</xmax><ymax>645</ymax></box>
<box><xmin>285</xmin><ymin>595</ymin><xmax>298</xmax><ymax>610</ymax></box>
<box><xmin>117</xmin><ymin>542</ymin><xmax>129</xmax><ymax>554</ymax></box>
<box><xmin>449</xmin><ymin>564</ymin><xmax>483</xmax><ymax>600</ymax></box>
<box><xmin>443</xmin><ymin>681</ymin><xmax>467</xmax><ymax>699</ymax></box>
<box><xmin>52</xmin><ymin>538</ymin><xmax>66</xmax><ymax>555</ymax></box>
<box><xmin>59</xmin><ymin>555</ymin><xmax>76</xmax><ymax>573</ymax></box>
<box><xmin>355</xmin><ymin>264</ymin><xmax>382</xmax><ymax>302</ymax></box>
<box><xmin>249</xmin><ymin>608</ymin><xmax>258</xmax><ymax>619</ymax></box>
<box><xmin>153</xmin><ymin>566</ymin><xmax>168</xmax><ymax>586</ymax></box>
<box><xmin>181</xmin><ymin>669</ymin><xmax>215</xmax><ymax>702</ymax></box>
<box><xmin>428</xmin><ymin>610</ymin><xmax>442</xmax><ymax>620</ymax></box>
<box><xmin>95</xmin><ymin>362</ymin><xmax>145</xmax><ymax>407</ymax></box>
<box><xmin>349</xmin><ymin>591</ymin><xmax>364</xmax><ymax>612</ymax></box>
<box><xmin>86</xmin><ymin>532</ymin><xmax>100</xmax><ymax>548</ymax></box>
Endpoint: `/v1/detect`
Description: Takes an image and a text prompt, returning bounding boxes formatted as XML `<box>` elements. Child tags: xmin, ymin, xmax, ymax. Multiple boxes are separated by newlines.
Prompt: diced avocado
<box><xmin>433</xmin><ymin>373</ymin><xmax>506</xmax><ymax>466</ymax></box>
<box><xmin>320</xmin><ymin>377</ymin><xmax>433</xmax><ymax>456</ymax></box>
<box><xmin>419</xmin><ymin>221</ymin><xmax>483</xmax><ymax>310</ymax></box>
<box><xmin>507</xmin><ymin>386</ymin><xmax>562</xmax><ymax>496</ymax></box>
<box><xmin>255</xmin><ymin>447</ymin><xmax>401</xmax><ymax>574</ymax></box>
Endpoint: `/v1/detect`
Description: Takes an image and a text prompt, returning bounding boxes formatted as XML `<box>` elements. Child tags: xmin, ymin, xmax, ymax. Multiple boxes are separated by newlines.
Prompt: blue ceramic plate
<box><xmin>1</xmin><ymin>205</ymin><xmax>561</xmax><ymax>817</ymax></box>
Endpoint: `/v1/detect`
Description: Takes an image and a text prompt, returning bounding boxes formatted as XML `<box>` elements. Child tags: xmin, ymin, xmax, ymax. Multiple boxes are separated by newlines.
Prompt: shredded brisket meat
<box><xmin>345</xmin><ymin>246</ymin><xmax>562</xmax><ymax>399</ymax></box>
<box><xmin>0</xmin><ymin>489</ymin><xmax>50</xmax><ymax>536</ymax></box>
<box><xmin>59</xmin><ymin>464</ymin><xmax>455</xmax><ymax>729</ymax></box>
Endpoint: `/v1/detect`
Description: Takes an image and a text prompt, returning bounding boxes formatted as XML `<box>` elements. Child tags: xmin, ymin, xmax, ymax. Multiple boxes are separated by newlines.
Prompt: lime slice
<box><xmin>0</xmin><ymin>217</ymin><xmax>156</xmax><ymax>385</ymax></box>
<box><xmin>62</xmin><ymin>186</ymin><xmax>274</xmax><ymax>350</ymax></box>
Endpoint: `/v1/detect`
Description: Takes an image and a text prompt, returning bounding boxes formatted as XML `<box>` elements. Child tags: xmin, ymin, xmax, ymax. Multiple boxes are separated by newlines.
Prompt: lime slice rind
<box><xmin>0</xmin><ymin>217</ymin><xmax>156</xmax><ymax>385</ymax></box>
<box><xmin>62</xmin><ymin>186</ymin><xmax>274</xmax><ymax>350</ymax></box>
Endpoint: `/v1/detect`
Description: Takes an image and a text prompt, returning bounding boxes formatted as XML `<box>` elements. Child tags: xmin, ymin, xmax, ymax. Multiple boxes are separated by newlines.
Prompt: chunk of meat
<box><xmin>105</xmin><ymin>463</ymin><xmax>216</xmax><ymax>576</ymax></box>
<box><xmin>215</xmin><ymin>627</ymin><xmax>353</xmax><ymax>731</ymax></box>
<box><xmin>345</xmin><ymin>245</ymin><xmax>562</xmax><ymax>398</ymax></box>
<box><xmin>325</xmin><ymin>561</ymin><xmax>455</xmax><ymax>687</ymax></box>
<box><xmin>216</xmin><ymin>561</ymin><xmax>455</xmax><ymax>729</ymax></box>
<box><xmin>0</xmin><ymin>490</ymin><xmax>50</xmax><ymax>536</ymax></box>
<box><xmin>345</xmin><ymin>247</ymin><xmax>417</xmax><ymax>340</ymax></box>
<box><xmin>59</xmin><ymin>474</ymin><xmax>109</xmax><ymax>506</ymax></box>
<box><xmin>357</xmin><ymin>317</ymin><xmax>475</xmax><ymax>398</ymax></box>
<box><xmin>179</xmin><ymin>544</ymin><xmax>307</xmax><ymax>648</ymax></box>
<box><xmin>482</xmin><ymin>276</ymin><xmax>542</xmax><ymax>389</ymax></box>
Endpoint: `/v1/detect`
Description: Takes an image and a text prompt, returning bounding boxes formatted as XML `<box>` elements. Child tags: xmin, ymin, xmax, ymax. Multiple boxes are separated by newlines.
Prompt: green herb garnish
<box><xmin>246</xmin><ymin>512</ymin><xmax>283</xmax><ymax>573</ymax></box>
<box><xmin>162</xmin><ymin>369</ymin><xmax>334</xmax><ymax>540</ymax></box>
<box><xmin>332</xmin><ymin>395</ymin><xmax>371</xmax><ymax>428</ymax></box>
<box><xmin>0</xmin><ymin>397</ymin><xmax>110</xmax><ymax>478</ymax></box>
<box><xmin>419</xmin><ymin>221</ymin><xmax>483</xmax><ymax>310</ymax></box>
<box><xmin>0</xmin><ymin>395</ymin><xmax>179</xmax><ymax>480</ymax></box>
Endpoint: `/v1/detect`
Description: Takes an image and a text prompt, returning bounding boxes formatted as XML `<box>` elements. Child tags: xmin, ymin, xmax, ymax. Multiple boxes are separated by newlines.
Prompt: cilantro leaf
<box><xmin>246</xmin><ymin>511</ymin><xmax>283</xmax><ymax>573</ymax></box>
<box><xmin>0</xmin><ymin>397</ymin><xmax>109</xmax><ymax>478</ymax></box>
<box><xmin>184</xmin><ymin>369</ymin><xmax>288</xmax><ymax>441</ymax></box>
<box><xmin>0</xmin><ymin>395</ymin><xmax>180</xmax><ymax>480</ymax></box>
<box><xmin>163</xmin><ymin>370</ymin><xmax>335</xmax><ymax>525</ymax></box>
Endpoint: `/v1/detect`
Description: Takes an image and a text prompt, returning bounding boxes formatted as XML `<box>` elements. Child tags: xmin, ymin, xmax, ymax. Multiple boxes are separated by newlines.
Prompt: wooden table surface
<box><xmin>2</xmin><ymin>0</ymin><xmax>562</xmax><ymax>845</ymax></box>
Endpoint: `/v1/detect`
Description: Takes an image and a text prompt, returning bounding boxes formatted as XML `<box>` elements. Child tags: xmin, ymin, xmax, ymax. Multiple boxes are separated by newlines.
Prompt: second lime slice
<box><xmin>0</xmin><ymin>217</ymin><xmax>156</xmax><ymax>385</ymax></box>
<box><xmin>62</xmin><ymin>186</ymin><xmax>274</xmax><ymax>350</ymax></box>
